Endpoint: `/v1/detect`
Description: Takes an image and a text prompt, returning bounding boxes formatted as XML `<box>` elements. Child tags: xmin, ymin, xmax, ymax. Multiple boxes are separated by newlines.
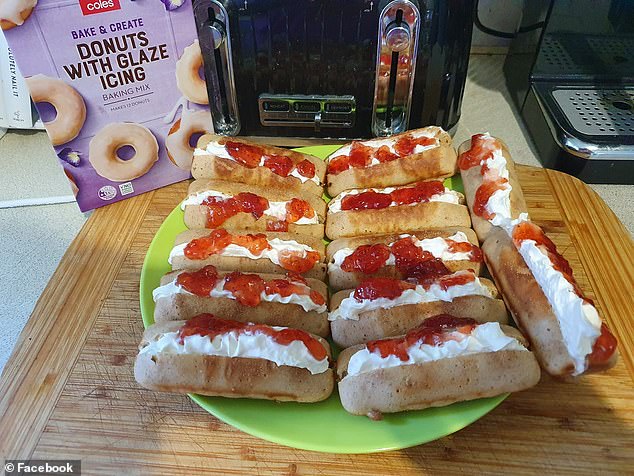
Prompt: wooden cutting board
<box><xmin>1</xmin><ymin>165</ymin><xmax>633</xmax><ymax>475</ymax></box>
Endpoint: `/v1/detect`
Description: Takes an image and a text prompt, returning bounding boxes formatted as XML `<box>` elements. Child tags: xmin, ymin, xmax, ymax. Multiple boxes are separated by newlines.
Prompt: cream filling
<box><xmin>517</xmin><ymin>239</ymin><xmax>601</xmax><ymax>375</ymax></box>
<box><xmin>168</xmin><ymin>238</ymin><xmax>317</xmax><ymax>266</ymax></box>
<box><xmin>344</xmin><ymin>322</ymin><xmax>527</xmax><ymax>377</ymax></box>
<box><xmin>328</xmin><ymin>186</ymin><xmax>461</xmax><ymax>214</ymax></box>
<box><xmin>346</xmin><ymin>322</ymin><xmax>527</xmax><ymax>378</ymax></box>
<box><xmin>153</xmin><ymin>278</ymin><xmax>327</xmax><ymax>314</ymax></box>
<box><xmin>327</xmin><ymin>127</ymin><xmax>441</xmax><ymax>161</ymax></box>
<box><xmin>328</xmin><ymin>274</ymin><xmax>493</xmax><ymax>321</ymax></box>
<box><xmin>180</xmin><ymin>190</ymin><xmax>320</xmax><ymax>225</ymax></box>
<box><xmin>195</xmin><ymin>141</ymin><xmax>321</xmax><ymax>185</ymax></box>
<box><xmin>139</xmin><ymin>329</ymin><xmax>329</xmax><ymax>375</ymax></box>
<box><xmin>328</xmin><ymin>231</ymin><xmax>475</xmax><ymax>273</ymax></box>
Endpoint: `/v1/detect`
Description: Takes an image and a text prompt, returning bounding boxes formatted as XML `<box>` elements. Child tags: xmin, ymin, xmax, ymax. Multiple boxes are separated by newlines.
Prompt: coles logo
<box><xmin>79</xmin><ymin>0</ymin><xmax>121</xmax><ymax>15</ymax></box>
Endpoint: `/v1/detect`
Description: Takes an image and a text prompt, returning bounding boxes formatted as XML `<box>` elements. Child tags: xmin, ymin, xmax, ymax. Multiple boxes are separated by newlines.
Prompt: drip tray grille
<box><xmin>551</xmin><ymin>88</ymin><xmax>634</xmax><ymax>137</ymax></box>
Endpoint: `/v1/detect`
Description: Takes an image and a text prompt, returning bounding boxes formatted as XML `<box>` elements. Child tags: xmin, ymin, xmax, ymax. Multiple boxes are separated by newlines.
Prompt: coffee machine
<box><xmin>505</xmin><ymin>0</ymin><xmax>634</xmax><ymax>183</ymax></box>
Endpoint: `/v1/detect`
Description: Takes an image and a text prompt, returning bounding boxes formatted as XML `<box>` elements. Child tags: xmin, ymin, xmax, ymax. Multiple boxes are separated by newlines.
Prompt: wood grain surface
<box><xmin>1</xmin><ymin>166</ymin><xmax>633</xmax><ymax>475</ymax></box>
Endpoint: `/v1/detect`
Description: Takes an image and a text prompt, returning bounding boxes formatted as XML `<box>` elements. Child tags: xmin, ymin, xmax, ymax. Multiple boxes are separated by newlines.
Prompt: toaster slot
<box><xmin>372</xmin><ymin>0</ymin><xmax>421</xmax><ymax>136</ymax></box>
<box><xmin>258</xmin><ymin>94</ymin><xmax>355</xmax><ymax>130</ymax></box>
<box><xmin>194</xmin><ymin>0</ymin><xmax>241</xmax><ymax>135</ymax></box>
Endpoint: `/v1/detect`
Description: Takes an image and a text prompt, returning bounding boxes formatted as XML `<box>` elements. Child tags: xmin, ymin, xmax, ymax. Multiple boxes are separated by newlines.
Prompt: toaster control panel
<box><xmin>258</xmin><ymin>94</ymin><xmax>355</xmax><ymax>131</ymax></box>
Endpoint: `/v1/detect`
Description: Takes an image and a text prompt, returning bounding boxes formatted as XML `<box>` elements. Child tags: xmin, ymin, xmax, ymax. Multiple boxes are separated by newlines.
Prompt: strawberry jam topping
<box><xmin>223</xmin><ymin>140</ymin><xmax>316</xmax><ymax>181</ymax></box>
<box><xmin>353</xmin><ymin>277</ymin><xmax>415</xmax><ymax>301</ymax></box>
<box><xmin>341</xmin><ymin>244</ymin><xmax>391</xmax><ymax>274</ymax></box>
<box><xmin>176</xmin><ymin>265</ymin><xmax>219</xmax><ymax>297</ymax></box>
<box><xmin>296</xmin><ymin>159</ymin><xmax>316</xmax><ymax>179</ymax></box>
<box><xmin>587</xmin><ymin>323</ymin><xmax>618</xmax><ymax>366</ymax></box>
<box><xmin>326</xmin><ymin>134</ymin><xmax>437</xmax><ymax>175</ymax></box>
<box><xmin>390</xmin><ymin>181</ymin><xmax>445</xmax><ymax>206</ymax></box>
<box><xmin>366</xmin><ymin>315</ymin><xmax>478</xmax><ymax>361</ymax></box>
<box><xmin>432</xmin><ymin>270</ymin><xmax>476</xmax><ymax>291</ymax></box>
<box><xmin>223</xmin><ymin>271</ymin><xmax>266</xmax><ymax>307</ymax></box>
<box><xmin>263</xmin><ymin>154</ymin><xmax>294</xmax><ymax>177</ymax></box>
<box><xmin>178</xmin><ymin>268</ymin><xmax>325</xmax><ymax>308</ymax></box>
<box><xmin>202</xmin><ymin>192</ymin><xmax>269</xmax><ymax>228</ymax></box>
<box><xmin>340</xmin><ymin>190</ymin><xmax>393</xmax><ymax>211</ymax></box>
<box><xmin>184</xmin><ymin>229</ymin><xmax>233</xmax><ymax>259</ymax></box>
<box><xmin>390</xmin><ymin>237</ymin><xmax>433</xmax><ymax>274</ymax></box>
<box><xmin>285</xmin><ymin>198</ymin><xmax>316</xmax><ymax>223</ymax></box>
<box><xmin>393</xmin><ymin>134</ymin><xmax>436</xmax><ymax>156</ymax></box>
<box><xmin>340</xmin><ymin>181</ymin><xmax>447</xmax><ymax>212</ymax></box>
<box><xmin>457</xmin><ymin>134</ymin><xmax>500</xmax><ymax>171</ymax></box>
<box><xmin>405</xmin><ymin>258</ymin><xmax>452</xmax><ymax>282</ymax></box>
<box><xmin>472</xmin><ymin>177</ymin><xmax>508</xmax><ymax>220</ymax></box>
<box><xmin>447</xmin><ymin>239</ymin><xmax>483</xmax><ymax>262</ymax></box>
<box><xmin>178</xmin><ymin>314</ymin><xmax>327</xmax><ymax>361</ymax></box>
<box><xmin>225</xmin><ymin>141</ymin><xmax>262</xmax><ymax>168</ymax></box>
<box><xmin>266</xmin><ymin>220</ymin><xmax>289</xmax><ymax>232</ymax></box>
<box><xmin>278</xmin><ymin>249</ymin><xmax>321</xmax><ymax>273</ymax></box>
<box><xmin>184</xmin><ymin>230</ymin><xmax>272</xmax><ymax>260</ymax></box>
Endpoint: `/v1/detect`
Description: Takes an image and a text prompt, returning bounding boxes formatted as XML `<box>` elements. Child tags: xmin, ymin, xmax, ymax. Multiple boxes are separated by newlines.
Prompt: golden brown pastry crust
<box><xmin>326</xmin><ymin>127</ymin><xmax>457</xmax><ymax>197</ymax></box>
<box><xmin>135</xmin><ymin>321</ymin><xmax>334</xmax><ymax>402</ymax></box>
<box><xmin>192</xmin><ymin>134</ymin><xmax>326</xmax><ymax>197</ymax></box>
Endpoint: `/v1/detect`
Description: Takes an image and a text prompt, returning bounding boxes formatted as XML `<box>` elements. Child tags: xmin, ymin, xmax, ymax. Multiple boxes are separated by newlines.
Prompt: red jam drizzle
<box><xmin>296</xmin><ymin>159</ymin><xmax>316</xmax><ymax>179</ymax></box>
<box><xmin>176</xmin><ymin>265</ymin><xmax>219</xmax><ymax>297</ymax></box>
<box><xmin>263</xmin><ymin>154</ymin><xmax>294</xmax><ymax>177</ymax></box>
<box><xmin>366</xmin><ymin>315</ymin><xmax>478</xmax><ymax>361</ymax></box>
<box><xmin>177</xmin><ymin>267</ymin><xmax>325</xmax><ymax>308</ymax></box>
<box><xmin>223</xmin><ymin>271</ymin><xmax>266</xmax><ymax>307</ymax></box>
<box><xmin>457</xmin><ymin>133</ymin><xmax>500</xmax><ymax>171</ymax></box>
<box><xmin>587</xmin><ymin>323</ymin><xmax>618</xmax><ymax>366</ymax></box>
<box><xmin>178</xmin><ymin>314</ymin><xmax>327</xmax><ymax>361</ymax></box>
<box><xmin>224</xmin><ymin>140</ymin><xmax>314</xmax><ymax>181</ymax></box>
<box><xmin>341</xmin><ymin>244</ymin><xmax>391</xmax><ymax>274</ymax></box>
<box><xmin>353</xmin><ymin>277</ymin><xmax>415</xmax><ymax>301</ymax></box>
<box><xmin>472</xmin><ymin>177</ymin><xmax>508</xmax><ymax>220</ymax></box>
<box><xmin>285</xmin><ymin>198</ymin><xmax>316</xmax><ymax>223</ymax></box>
<box><xmin>340</xmin><ymin>180</ymin><xmax>446</xmax><ymax>211</ymax></box>
<box><xmin>202</xmin><ymin>192</ymin><xmax>269</xmax><ymax>228</ymax></box>
<box><xmin>340</xmin><ymin>235</ymin><xmax>479</xmax><ymax>279</ymax></box>
<box><xmin>278</xmin><ymin>249</ymin><xmax>321</xmax><ymax>274</ymax></box>
<box><xmin>446</xmin><ymin>239</ymin><xmax>483</xmax><ymax>262</ymax></box>
<box><xmin>326</xmin><ymin>133</ymin><xmax>437</xmax><ymax>175</ymax></box>
<box><xmin>432</xmin><ymin>270</ymin><xmax>476</xmax><ymax>291</ymax></box>
<box><xmin>184</xmin><ymin>229</ymin><xmax>272</xmax><ymax>260</ymax></box>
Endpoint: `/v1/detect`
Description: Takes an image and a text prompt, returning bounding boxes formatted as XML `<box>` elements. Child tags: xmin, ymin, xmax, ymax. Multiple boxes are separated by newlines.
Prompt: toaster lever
<box><xmin>194</xmin><ymin>0</ymin><xmax>240</xmax><ymax>136</ymax></box>
<box><xmin>372</xmin><ymin>0</ymin><xmax>420</xmax><ymax>137</ymax></box>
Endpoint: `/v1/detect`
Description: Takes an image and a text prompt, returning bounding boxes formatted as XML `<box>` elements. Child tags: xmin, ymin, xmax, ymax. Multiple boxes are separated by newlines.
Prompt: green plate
<box><xmin>139</xmin><ymin>144</ymin><xmax>507</xmax><ymax>454</ymax></box>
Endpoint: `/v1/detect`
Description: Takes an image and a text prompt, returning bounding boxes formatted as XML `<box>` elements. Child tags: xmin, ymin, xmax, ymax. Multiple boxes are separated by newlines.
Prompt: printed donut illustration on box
<box><xmin>3</xmin><ymin>0</ymin><xmax>211</xmax><ymax>211</ymax></box>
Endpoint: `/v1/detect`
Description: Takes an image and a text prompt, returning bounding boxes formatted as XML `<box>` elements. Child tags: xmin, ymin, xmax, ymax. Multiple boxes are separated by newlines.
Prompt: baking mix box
<box><xmin>3</xmin><ymin>0</ymin><xmax>212</xmax><ymax>211</ymax></box>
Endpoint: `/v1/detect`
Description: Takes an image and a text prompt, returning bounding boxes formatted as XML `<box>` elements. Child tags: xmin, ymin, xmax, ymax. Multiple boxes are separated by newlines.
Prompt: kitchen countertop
<box><xmin>0</xmin><ymin>53</ymin><xmax>632</xmax><ymax>373</ymax></box>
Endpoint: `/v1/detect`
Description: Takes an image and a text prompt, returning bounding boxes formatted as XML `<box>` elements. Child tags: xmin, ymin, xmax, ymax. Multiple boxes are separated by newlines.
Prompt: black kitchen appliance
<box><xmin>192</xmin><ymin>0</ymin><xmax>475</xmax><ymax>143</ymax></box>
<box><xmin>504</xmin><ymin>0</ymin><xmax>634</xmax><ymax>183</ymax></box>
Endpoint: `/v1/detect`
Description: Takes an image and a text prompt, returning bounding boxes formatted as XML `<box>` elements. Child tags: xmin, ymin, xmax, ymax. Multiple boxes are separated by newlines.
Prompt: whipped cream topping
<box><xmin>344</xmin><ymin>322</ymin><xmax>527</xmax><ymax>377</ymax></box>
<box><xmin>180</xmin><ymin>190</ymin><xmax>320</xmax><ymax>225</ymax></box>
<box><xmin>517</xmin><ymin>239</ymin><xmax>601</xmax><ymax>375</ymax></box>
<box><xmin>169</xmin><ymin>238</ymin><xmax>317</xmax><ymax>266</ymax></box>
<box><xmin>328</xmin><ymin>232</ymin><xmax>475</xmax><ymax>273</ymax></box>
<box><xmin>328</xmin><ymin>274</ymin><xmax>493</xmax><ymax>321</ymax></box>
<box><xmin>194</xmin><ymin>140</ymin><xmax>321</xmax><ymax>185</ymax></box>
<box><xmin>153</xmin><ymin>277</ymin><xmax>327</xmax><ymax>314</ymax></box>
<box><xmin>328</xmin><ymin>186</ymin><xmax>461</xmax><ymax>214</ymax></box>
<box><xmin>473</xmin><ymin>133</ymin><xmax>529</xmax><ymax>232</ymax></box>
<box><xmin>327</xmin><ymin>127</ymin><xmax>440</xmax><ymax>161</ymax></box>
<box><xmin>140</xmin><ymin>328</ymin><xmax>329</xmax><ymax>374</ymax></box>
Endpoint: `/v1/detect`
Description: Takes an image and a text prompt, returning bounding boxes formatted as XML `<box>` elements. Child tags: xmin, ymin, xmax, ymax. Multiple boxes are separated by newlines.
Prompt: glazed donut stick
<box><xmin>89</xmin><ymin>122</ymin><xmax>159</xmax><ymax>182</ymax></box>
<box><xmin>26</xmin><ymin>75</ymin><xmax>86</xmax><ymax>146</ymax></box>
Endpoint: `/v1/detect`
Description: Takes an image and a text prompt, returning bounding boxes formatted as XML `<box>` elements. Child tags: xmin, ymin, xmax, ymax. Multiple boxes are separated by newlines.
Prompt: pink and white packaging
<box><xmin>2</xmin><ymin>0</ymin><xmax>212</xmax><ymax>211</ymax></box>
